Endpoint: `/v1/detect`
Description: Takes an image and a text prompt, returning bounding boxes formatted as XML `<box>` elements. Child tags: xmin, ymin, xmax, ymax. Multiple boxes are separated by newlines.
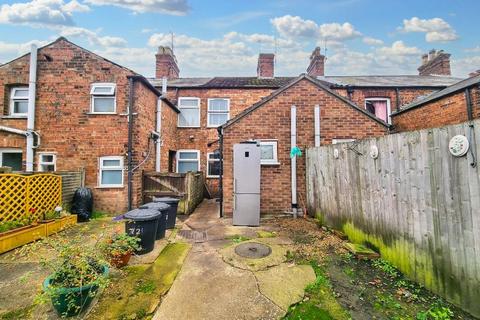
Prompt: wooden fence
<box><xmin>57</xmin><ymin>170</ymin><xmax>85</xmax><ymax>208</ymax></box>
<box><xmin>143</xmin><ymin>171</ymin><xmax>205</xmax><ymax>214</ymax></box>
<box><xmin>306</xmin><ymin>119</ymin><xmax>480</xmax><ymax>317</ymax></box>
<box><xmin>0</xmin><ymin>173</ymin><xmax>62</xmax><ymax>222</ymax></box>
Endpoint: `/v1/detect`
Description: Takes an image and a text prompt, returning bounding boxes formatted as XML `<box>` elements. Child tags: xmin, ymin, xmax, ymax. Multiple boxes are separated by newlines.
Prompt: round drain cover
<box><xmin>234</xmin><ymin>242</ymin><xmax>272</xmax><ymax>259</ymax></box>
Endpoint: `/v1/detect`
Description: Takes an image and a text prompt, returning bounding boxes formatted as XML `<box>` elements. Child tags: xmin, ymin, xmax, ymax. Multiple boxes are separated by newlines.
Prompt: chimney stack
<box><xmin>307</xmin><ymin>47</ymin><xmax>325</xmax><ymax>77</ymax></box>
<box><xmin>257</xmin><ymin>53</ymin><xmax>275</xmax><ymax>78</ymax></box>
<box><xmin>418</xmin><ymin>49</ymin><xmax>451</xmax><ymax>76</ymax></box>
<box><xmin>155</xmin><ymin>46</ymin><xmax>179</xmax><ymax>79</ymax></box>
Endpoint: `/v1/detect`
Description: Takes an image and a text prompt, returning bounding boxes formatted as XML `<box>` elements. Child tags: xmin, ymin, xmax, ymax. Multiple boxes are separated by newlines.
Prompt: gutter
<box><xmin>26</xmin><ymin>44</ymin><xmax>38</xmax><ymax>172</ymax></box>
<box><xmin>0</xmin><ymin>126</ymin><xmax>28</xmax><ymax>136</ymax></box>
<box><xmin>127</xmin><ymin>77</ymin><xmax>134</xmax><ymax>211</ymax></box>
<box><xmin>217</xmin><ymin>126</ymin><xmax>224</xmax><ymax>218</ymax></box>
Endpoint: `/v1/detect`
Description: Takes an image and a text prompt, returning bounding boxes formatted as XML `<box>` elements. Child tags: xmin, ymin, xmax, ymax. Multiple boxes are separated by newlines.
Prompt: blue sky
<box><xmin>0</xmin><ymin>0</ymin><xmax>479</xmax><ymax>78</ymax></box>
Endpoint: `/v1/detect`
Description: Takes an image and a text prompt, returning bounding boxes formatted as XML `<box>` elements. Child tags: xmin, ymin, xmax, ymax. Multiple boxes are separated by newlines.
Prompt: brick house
<box><xmin>391</xmin><ymin>73</ymin><xmax>480</xmax><ymax>132</ymax></box>
<box><xmin>0</xmin><ymin>37</ymin><xmax>178</xmax><ymax>213</ymax></box>
<box><xmin>148</xmin><ymin>47</ymin><xmax>461</xmax><ymax>202</ymax></box>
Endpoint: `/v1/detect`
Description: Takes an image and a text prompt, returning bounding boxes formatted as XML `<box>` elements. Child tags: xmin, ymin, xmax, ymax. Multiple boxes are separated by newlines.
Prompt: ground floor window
<box><xmin>365</xmin><ymin>98</ymin><xmax>391</xmax><ymax>124</ymax></box>
<box><xmin>38</xmin><ymin>153</ymin><xmax>56</xmax><ymax>172</ymax></box>
<box><xmin>176</xmin><ymin>150</ymin><xmax>200</xmax><ymax>173</ymax></box>
<box><xmin>98</xmin><ymin>156</ymin><xmax>124</xmax><ymax>187</ymax></box>
<box><xmin>207</xmin><ymin>151</ymin><xmax>220</xmax><ymax>178</ymax></box>
<box><xmin>0</xmin><ymin>149</ymin><xmax>22</xmax><ymax>171</ymax></box>
<box><xmin>259</xmin><ymin>140</ymin><xmax>278</xmax><ymax>165</ymax></box>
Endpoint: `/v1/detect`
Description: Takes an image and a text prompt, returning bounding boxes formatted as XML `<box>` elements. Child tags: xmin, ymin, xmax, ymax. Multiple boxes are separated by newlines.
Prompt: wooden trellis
<box><xmin>0</xmin><ymin>174</ymin><xmax>62</xmax><ymax>222</ymax></box>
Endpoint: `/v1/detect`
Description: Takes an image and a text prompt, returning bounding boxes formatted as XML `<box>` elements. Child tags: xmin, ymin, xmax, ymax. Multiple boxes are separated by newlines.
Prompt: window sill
<box><xmin>177</xmin><ymin>126</ymin><xmax>201</xmax><ymax>128</ymax></box>
<box><xmin>95</xmin><ymin>185</ymin><xmax>125</xmax><ymax>189</ymax></box>
<box><xmin>261</xmin><ymin>162</ymin><xmax>281</xmax><ymax>166</ymax></box>
<box><xmin>206</xmin><ymin>176</ymin><xmax>220</xmax><ymax>179</ymax></box>
<box><xmin>1</xmin><ymin>115</ymin><xmax>27</xmax><ymax>119</ymax></box>
<box><xmin>86</xmin><ymin>112</ymin><xmax>118</xmax><ymax>115</ymax></box>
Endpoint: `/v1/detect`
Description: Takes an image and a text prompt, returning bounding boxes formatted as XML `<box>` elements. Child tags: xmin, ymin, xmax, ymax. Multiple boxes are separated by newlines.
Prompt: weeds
<box><xmin>372</xmin><ymin>259</ymin><xmax>399</xmax><ymax>278</ymax></box>
<box><xmin>416</xmin><ymin>302</ymin><xmax>454</xmax><ymax>320</ymax></box>
<box><xmin>227</xmin><ymin>235</ymin><xmax>250</xmax><ymax>244</ymax></box>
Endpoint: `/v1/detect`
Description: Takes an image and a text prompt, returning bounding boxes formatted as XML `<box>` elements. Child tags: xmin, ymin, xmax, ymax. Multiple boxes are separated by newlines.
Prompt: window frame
<box><xmin>259</xmin><ymin>140</ymin><xmax>279</xmax><ymax>165</ymax></box>
<box><xmin>364</xmin><ymin>97</ymin><xmax>391</xmax><ymax>124</ymax></box>
<box><xmin>207</xmin><ymin>98</ymin><xmax>230</xmax><ymax>128</ymax></box>
<box><xmin>176</xmin><ymin>149</ymin><xmax>200</xmax><ymax>173</ymax></box>
<box><xmin>0</xmin><ymin>148</ymin><xmax>23</xmax><ymax>171</ymax></box>
<box><xmin>98</xmin><ymin>156</ymin><xmax>124</xmax><ymax>188</ymax></box>
<box><xmin>177</xmin><ymin>97</ymin><xmax>201</xmax><ymax>128</ymax></box>
<box><xmin>37</xmin><ymin>152</ymin><xmax>57</xmax><ymax>172</ymax></box>
<box><xmin>206</xmin><ymin>152</ymin><xmax>221</xmax><ymax>178</ymax></box>
<box><xmin>90</xmin><ymin>83</ymin><xmax>117</xmax><ymax>114</ymax></box>
<box><xmin>9</xmin><ymin>87</ymin><xmax>29</xmax><ymax>117</ymax></box>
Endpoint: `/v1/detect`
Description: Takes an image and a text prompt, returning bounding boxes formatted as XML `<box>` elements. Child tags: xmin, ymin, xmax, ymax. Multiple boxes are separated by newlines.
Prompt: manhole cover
<box><xmin>234</xmin><ymin>242</ymin><xmax>272</xmax><ymax>259</ymax></box>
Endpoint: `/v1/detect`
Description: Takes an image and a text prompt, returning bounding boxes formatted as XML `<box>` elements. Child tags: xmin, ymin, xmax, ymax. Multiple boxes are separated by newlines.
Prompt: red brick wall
<box><xmin>0</xmin><ymin>39</ymin><xmax>159</xmax><ymax>213</ymax></box>
<box><xmin>165</xmin><ymin>87</ymin><xmax>274</xmax><ymax>196</ymax></box>
<box><xmin>159</xmin><ymin>101</ymin><xmax>178</xmax><ymax>173</ymax></box>
<box><xmin>392</xmin><ymin>87</ymin><xmax>480</xmax><ymax>132</ymax></box>
<box><xmin>222</xmin><ymin>78</ymin><xmax>388</xmax><ymax>216</ymax></box>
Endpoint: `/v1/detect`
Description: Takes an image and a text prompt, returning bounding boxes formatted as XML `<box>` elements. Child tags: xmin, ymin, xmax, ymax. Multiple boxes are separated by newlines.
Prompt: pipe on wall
<box><xmin>217</xmin><ymin>126</ymin><xmax>224</xmax><ymax>218</ymax></box>
<box><xmin>314</xmin><ymin>105</ymin><xmax>321</xmax><ymax>147</ymax></box>
<box><xmin>291</xmin><ymin>105</ymin><xmax>297</xmax><ymax>218</ymax></box>
<box><xmin>155</xmin><ymin>77</ymin><xmax>167</xmax><ymax>172</ymax></box>
<box><xmin>127</xmin><ymin>77</ymin><xmax>134</xmax><ymax>211</ymax></box>
<box><xmin>26</xmin><ymin>44</ymin><xmax>38</xmax><ymax>172</ymax></box>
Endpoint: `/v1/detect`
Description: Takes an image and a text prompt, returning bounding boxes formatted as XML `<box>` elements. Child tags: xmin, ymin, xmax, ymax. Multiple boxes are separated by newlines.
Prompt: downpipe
<box><xmin>26</xmin><ymin>44</ymin><xmax>38</xmax><ymax>172</ymax></box>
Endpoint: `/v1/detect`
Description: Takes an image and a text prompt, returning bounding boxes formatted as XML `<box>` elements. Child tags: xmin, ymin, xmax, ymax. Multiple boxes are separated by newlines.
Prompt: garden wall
<box><xmin>306</xmin><ymin>119</ymin><xmax>480</xmax><ymax>317</ymax></box>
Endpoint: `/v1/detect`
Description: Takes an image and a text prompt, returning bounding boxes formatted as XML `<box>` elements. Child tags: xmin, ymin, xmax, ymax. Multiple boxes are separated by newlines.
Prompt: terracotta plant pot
<box><xmin>109</xmin><ymin>252</ymin><xmax>132</xmax><ymax>268</ymax></box>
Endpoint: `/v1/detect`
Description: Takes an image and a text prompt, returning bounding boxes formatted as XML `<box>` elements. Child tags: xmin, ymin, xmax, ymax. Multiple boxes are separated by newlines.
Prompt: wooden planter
<box><xmin>0</xmin><ymin>215</ymin><xmax>78</xmax><ymax>254</ymax></box>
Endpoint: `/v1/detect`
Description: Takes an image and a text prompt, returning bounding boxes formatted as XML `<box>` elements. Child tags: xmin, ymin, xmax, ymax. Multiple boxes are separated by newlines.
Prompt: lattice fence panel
<box><xmin>0</xmin><ymin>174</ymin><xmax>62</xmax><ymax>222</ymax></box>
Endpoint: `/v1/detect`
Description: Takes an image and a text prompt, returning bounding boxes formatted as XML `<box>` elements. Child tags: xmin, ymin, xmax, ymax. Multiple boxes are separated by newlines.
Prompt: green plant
<box><xmin>44</xmin><ymin>210</ymin><xmax>60</xmax><ymax>220</ymax></box>
<box><xmin>228</xmin><ymin>234</ymin><xmax>250</xmax><ymax>244</ymax></box>
<box><xmin>372</xmin><ymin>258</ymin><xmax>399</xmax><ymax>278</ymax></box>
<box><xmin>91</xmin><ymin>211</ymin><xmax>107</xmax><ymax>219</ymax></box>
<box><xmin>416</xmin><ymin>302</ymin><xmax>454</xmax><ymax>320</ymax></box>
<box><xmin>101</xmin><ymin>232</ymin><xmax>141</xmax><ymax>257</ymax></box>
<box><xmin>0</xmin><ymin>220</ymin><xmax>25</xmax><ymax>233</ymax></box>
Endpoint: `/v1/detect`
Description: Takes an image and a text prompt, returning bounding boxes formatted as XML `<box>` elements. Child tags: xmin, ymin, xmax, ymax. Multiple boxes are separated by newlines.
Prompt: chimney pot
<box><xmin>155</xmin><ymin>46</ymin><xmax>179</xmax><ymax>79</ymax></box>
<box><xmin>307</xmin><ymin>47</ymin><xmax>325</xmax><ymax>77</ymax></box>
<box><xmin>257</xmin><ymin>53</ymin><xmax>275</xmax><ymax>78</ymax></box>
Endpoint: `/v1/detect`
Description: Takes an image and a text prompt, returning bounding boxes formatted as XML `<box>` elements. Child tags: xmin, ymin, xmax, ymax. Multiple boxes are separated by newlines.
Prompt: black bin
<box><xmin>139</xmin><ymin>202</ymin><xmax>170</xmax><ymax>240</ymax></box>
<box><xmin>71</xmin><ymin>187</ymin><xmax>93</xmax><ymax>222</ymax></box>
<box><xmin>152</xmin><ymin>197</ymin><xmax>180</xmax><ymax>229</ymax></box>
<box><xmin>124</xmin><ymin>209</ymin><xmax>160</xmax><ymax>254</ymax></box>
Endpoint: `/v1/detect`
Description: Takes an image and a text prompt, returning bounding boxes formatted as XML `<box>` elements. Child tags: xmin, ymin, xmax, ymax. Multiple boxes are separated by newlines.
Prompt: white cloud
<box><xmin>363</xmin><ymin>37</ymin><xmax>383</xmax><ymax>46</ymax></box>
<box><xmin>376</xmin><ymin>40</ymin><xmax>421</xmax><ymax>57</ymax></box>
<box><xmin>465</xmin><ymin>46</ymin><xmax>480</xmax><ymax>53</ymax></box>
<box><xmin>84</xmin><ymin>0</ymin><xmax>189</xmax><ymax>15</ymax></box>
<box><xmin>318</xmin><ymin>22</ymin><xmax>361</xmax><ymax>41</ymax></box>
<box><xmin>0</xmin><ymin>0</ymin><xmax>89</xmax><ymax>27</ymax></box>
<box><xmin>400</xmin><ymin>17</ymin><xmax>458</xmax><ymax>42</ymax></box>
<box><xmin>59</xmin><ymin>26</ymin><xmax>127</xmax><ymax>47</ymax></box>
<box><xmin>0</xmin><ymin>39</ymin><xmax>51</xmax><ymax>64</ymax></box>
<box><xmin>271</xmin><ymin>15</ymin><xmax>319</xmax><ymax>39</ymax></box>
<box><xmin>451</xmin><ymin>56</ymin><xmax>480</xmax><ymax>77</ymax></box>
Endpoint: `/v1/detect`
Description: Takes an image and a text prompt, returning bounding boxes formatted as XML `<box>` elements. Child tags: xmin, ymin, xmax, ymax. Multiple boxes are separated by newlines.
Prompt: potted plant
<box><xmin>101</xmin><ymin>232</ymin><xmax>141</xmax><ymax>268</ymax></box>
<box><xmin>21</xmin><ymin>233</ymin><xmax>110</xmax><ymax>317</ymax></box>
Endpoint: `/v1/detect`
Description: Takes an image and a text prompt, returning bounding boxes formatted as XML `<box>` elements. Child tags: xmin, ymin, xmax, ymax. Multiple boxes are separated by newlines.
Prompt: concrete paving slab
<box><xmin>255</xmin><ymin>263</ymin><xmax>316</xmax><ymax>311</ymax></box>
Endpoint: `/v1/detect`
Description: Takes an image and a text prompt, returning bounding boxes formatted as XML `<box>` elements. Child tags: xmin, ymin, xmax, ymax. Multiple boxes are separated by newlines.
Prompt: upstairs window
<box><xmin>259</xmin><ymin>140</ymin><xmax>279</xmax><ymax>165</ymax></box>
<box><xmin>178</xmin><ymin>98</ymin><xmax>200</xmax><ymax>127</ymax></box>
<box><xmin>365</xmin><ymin>98</ymin><xmax>391</xmax><ymax>124</ymax></box>
<box><xmin>90</xmin><ymin>83</ymin><xmax>116</xmax><ymax>114</ymax></box>
<box><xmin>98</xmin><ymin>156</ymin><xmax>124</xmax><ymax>187</ymax></box>
<box><xmin>207</xmin><ymin>98</ymin><xmax>230</xmax><ymax>127</ymax></box>
<box><xmin>10</xmin><ymin>87</ymin><xmax>29</xmax><ymax>116</ymax></box>
<box><xmin>176</xmin><ymin>150</ymin><xmax>200</xmax><ymax>173</ymax></box>
<box><xmin>38</xmin><ymin>153</ymin><xmax>56</xmax><ymax>172</ymax></box>
<box><xmin>207</xmin><ymin>151</ymin><xmax>221</xmax><ymax>178</ymax></box>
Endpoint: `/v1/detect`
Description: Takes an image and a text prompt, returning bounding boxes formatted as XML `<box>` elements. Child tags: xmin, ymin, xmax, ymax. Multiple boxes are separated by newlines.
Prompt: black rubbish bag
<box><xmin>71</xmin><ymin>187</ymin><xmax>93</xmax><ymax>222</ymax></box>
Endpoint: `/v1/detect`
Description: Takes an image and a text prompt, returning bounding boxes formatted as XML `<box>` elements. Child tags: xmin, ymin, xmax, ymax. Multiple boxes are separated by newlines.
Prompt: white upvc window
<box><xmin>176</xmin><ymin>150</ymin><xmax>200</xmax><ymax>173</ymax></box>
<box><xmin>332</xmin><ymin>139</ymin><xmax>355</xmax><ymax>145</ymax></box>
<box><xmin>9</xmin><ymin>87</ymin><xmax>29</xmax><ymax>117</ymax></box>
<box><xmin>207</xmin><ymin>98</ymin><xmax>230</xmax><ymax>127</ymax></box>
<box><xmin>259</xmin><ymin>140</ymin><xmax>279</xmax><ymax>165</ymax></box>
<box><xmin>0</xmin><ymin>148</ymin><xmax>22</xmax><ymax>171</ymax></box>
<box><xmin>206</xmin><ymin>151</ymin><xmax>221</xmax><ymax>178</ymax></box>
<box><xmin>38</xmin><ymin>153</ymin><xmax>56</xmax><ymax>172</ymax></box>
<box><xmin>178</xmin><ymin>97</ymin><xmax>200</xmax><ymax>127</ymax></box>
<box><xmin>98</xmin><ymin>156</ymin><xmax>124</xmax><ymax>187</ymax></box>
<box><xmin>365</xmin><ymin>97</ymin><xmax>391</xmax><ymax>124</ymax></box>
<box><xmin>90</xmin><ymin>83</ymin><xmax>116</xmax><ymax>114</ymax></box>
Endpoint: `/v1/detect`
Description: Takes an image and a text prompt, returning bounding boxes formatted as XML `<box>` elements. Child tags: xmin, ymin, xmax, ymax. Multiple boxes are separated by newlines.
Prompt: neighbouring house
<box><xmin>148</xmin><ymin>46</ymin><xmax>461</xmax><ymax>201</ymax></box>
<box><xmin>0</xmin><ymin>37</ymin><xmax>178</xmax><ymax>213</ymax></box>
<box><xmin>391</xmin><ymin>73</ymin><xmax>480</xmax><ymax>132</ymax></box>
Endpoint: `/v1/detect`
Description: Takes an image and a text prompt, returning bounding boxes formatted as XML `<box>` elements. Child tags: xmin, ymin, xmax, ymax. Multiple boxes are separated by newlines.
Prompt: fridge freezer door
<box><xmin>233</xmin><ymin>193</ymin><xmax>260</xmax><ymax>226</ymax></box>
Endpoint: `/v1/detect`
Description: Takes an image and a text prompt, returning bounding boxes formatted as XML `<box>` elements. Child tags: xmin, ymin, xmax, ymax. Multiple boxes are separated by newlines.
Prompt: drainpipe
<box><xmin>127</xmin><ymin>78</ymin><xmax>134</xmax><ymax>211</ymax></box>
<box><xmin>291</xmin><ymin>105</ymin><xmax>297</xmax><ymax>218</ymax></box>
<box><xmin>465</xmin><ymin>87</ymin><xmax>477</xmax><ymax>168</ymax></box>
<box><xmin>217</xmin><ymin>126</ymin><xmax>224</xmax><ymax>218</ymax></box>
<box><xmin>314</xmin><ymin>105</ymin><xmax>321</xmax><ymax>147</ymax></box>
<box><xmin>155</xmin><ymin>78</ymin><xmax>167</xmax><ymax>172</ymax></box>
<box><xmin>26</xmin><ymin>44</ymin><xmax>38</xmax><ymax>172</ymax></box>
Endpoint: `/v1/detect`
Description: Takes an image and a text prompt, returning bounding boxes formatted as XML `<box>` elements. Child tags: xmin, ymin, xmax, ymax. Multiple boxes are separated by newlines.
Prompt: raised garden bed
<box><xmin>0</xmin><ymin>215</ymin><xmax>77</xmax><ymax>254</ymax></box>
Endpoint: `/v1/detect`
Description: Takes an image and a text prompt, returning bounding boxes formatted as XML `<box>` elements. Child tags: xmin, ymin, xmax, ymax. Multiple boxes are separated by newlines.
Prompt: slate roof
<box><xmin>149</xmin><ymin>74</ymin><xmax>463</xmax><ymax>89</ymax></box>
<box><xmin>392</xmin><ymin>74</ymin><xmax>480</xmax><ymax>116</ymax></box>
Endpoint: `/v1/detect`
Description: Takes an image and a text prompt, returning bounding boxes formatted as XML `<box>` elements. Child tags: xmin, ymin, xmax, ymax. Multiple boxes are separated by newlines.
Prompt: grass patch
<box><xmin>227</xmin><ymin>234</ymin><xmax>251</xmax><ymax>244</ymax></box>
<box><xmin>257</xmin><ymin>230</ymin><xmax>277</xmax><ymax>238</ymax></box>
<box><xmin>283</xmin><ymin>261</ymin><xmax>350</xmax><ymax>320</ymax></box>
<box><xmin>0</xmin><ymin>305</ymin><xmax>34</xmax><ymax>320</ymax></box>
<box><xmin>91</xmin><ymin>211</ymin><xmax>107</xmax><ymax>219</ymax></box>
